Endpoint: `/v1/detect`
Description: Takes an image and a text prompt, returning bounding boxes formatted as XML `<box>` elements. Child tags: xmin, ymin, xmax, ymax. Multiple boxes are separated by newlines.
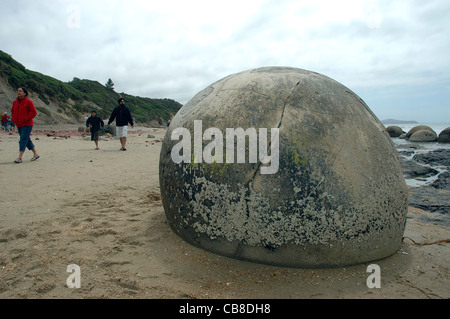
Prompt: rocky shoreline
<box><xmin>389</xmin><ymin>125</ymin><xmax>450</xmax><ymax>227</ymax></box>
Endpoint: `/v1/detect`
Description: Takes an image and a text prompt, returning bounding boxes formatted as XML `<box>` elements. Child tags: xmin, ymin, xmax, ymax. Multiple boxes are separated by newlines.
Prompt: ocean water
<box><xmin>385</xmin><ymin>122</ymin><xmax>450</xmax><ymax>187</ymax></box>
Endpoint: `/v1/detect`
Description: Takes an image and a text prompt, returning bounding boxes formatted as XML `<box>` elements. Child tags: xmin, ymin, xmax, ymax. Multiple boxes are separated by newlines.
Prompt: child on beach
<box><xmin>86</xmin><ymin>110</ymin><xmax>104</xmax><ymax>150</ymax></box>
<box><xmin>2</xmin><ymin>112</ymin><xmax>10</xmax><ymax>132</ymax></box>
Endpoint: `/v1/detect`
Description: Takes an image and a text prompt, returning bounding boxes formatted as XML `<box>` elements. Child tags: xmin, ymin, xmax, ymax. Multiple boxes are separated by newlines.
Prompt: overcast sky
<box><xmin>1</xmin><ymin>0</ymin><xmax>449</xmax><ymax>122</ymax></box>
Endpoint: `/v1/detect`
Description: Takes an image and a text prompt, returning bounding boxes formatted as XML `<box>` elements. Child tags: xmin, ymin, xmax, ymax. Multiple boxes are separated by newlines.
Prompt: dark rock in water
<box><xmin>413</xmin><ymin>149</ymin><xmax>450</xmax><ymax>168</ymax></box>
<box><xmin>408</xmin><ymin>186</ymin><xmax>450</xmax><ymax>215</ymax></box>
<box><xmin>159</xmin><ymin>66</ymin><xmax>408</xmax><ymax>268</ymax></box>
<box><xmin>432</xmin><ymin>171</ymin><xmax>450</xmax><ymax>190</ymax></box>
<box><xmin>386</xmin><ymin>126</ymin><xmax>404</xmax><ymax>138</ymax></box>
<box><xmin>409</xmin><ymin>130</ymin><xmax>438</xmax><ymax>142</ymax></box>
<box><xmin>405</xmin><ymin>125</ymin><xmax>436</xmax><ymax>139</ymax></box>
<box><xmin>397</xmin><ymin>150</ymin><xmax>414</xmax><ymax>157</ymax></box>
<box><xmin>404</xmin><ymin>144</ymin><xmax>423</xmax><ymax>150</ymax></box>
<box><xmin>399</xmin><ymin>157</ymin><xmax>438</xmax><ymax>178</ymax></box>
<box><xmin>394</xmin><ymin>136</ymin><xmax>450</xmax><ymax>221</ymax></box>
<box><xmin>438</xmin><ymin>127</ymin><xmax>450</xmax><ymax>143</ymax></box>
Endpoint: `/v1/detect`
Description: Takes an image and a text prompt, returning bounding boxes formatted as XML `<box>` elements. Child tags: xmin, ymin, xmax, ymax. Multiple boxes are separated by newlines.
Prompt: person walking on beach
<box><xmin>86</xmin><ymin>110</ymin><xmax>104</xmax><ymax>150</ymax></box>
<box><xmin>2</xmin><ymin>112</ymin><xmax>10</xmax><ymax>132</ymax></box>
<box><xmin>10</xmin><ymin>87</ymin><xmax>39</xmax><ymax>163</ymax></box>
<box><xmin>107</xmin><ymin>98</ymin><xmax>134</xmax><ymax>151</ymax></box>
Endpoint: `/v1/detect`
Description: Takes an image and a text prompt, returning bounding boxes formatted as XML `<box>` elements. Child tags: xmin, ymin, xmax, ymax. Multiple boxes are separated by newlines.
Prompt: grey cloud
<box><xmin>0</xmin><ymin>0</ymin><xmax>448</xmax><ymax>122</ymax></box>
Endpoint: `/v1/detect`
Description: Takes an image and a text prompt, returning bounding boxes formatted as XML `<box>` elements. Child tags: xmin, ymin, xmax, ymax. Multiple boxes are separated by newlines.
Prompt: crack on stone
<box><xmin>278</xmin><ymin>81</ymin><xmax>300</xmax><ymax>129</ymax></box>
<box><xmin>247</xmin><ymin>81</ymin><xmax>300</xmax><ymax>189</ymax></box>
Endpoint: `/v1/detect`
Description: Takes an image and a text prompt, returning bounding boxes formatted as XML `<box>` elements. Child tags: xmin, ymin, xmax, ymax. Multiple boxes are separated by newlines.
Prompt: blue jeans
<box><xmin>18</xmin><ymin>126</ymin><xmax>35</xmax><ymax>152</ymax></box>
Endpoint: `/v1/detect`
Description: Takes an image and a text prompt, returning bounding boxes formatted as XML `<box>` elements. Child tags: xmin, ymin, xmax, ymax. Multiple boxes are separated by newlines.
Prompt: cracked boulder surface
<box><xmin>159</xmin><ymin>67</ymin><xmax>408</xmax><ymax>268</ymax></box>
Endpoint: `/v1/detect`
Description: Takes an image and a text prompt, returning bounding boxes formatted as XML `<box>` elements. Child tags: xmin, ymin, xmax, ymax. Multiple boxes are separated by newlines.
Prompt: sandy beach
<box><xmin>0</xmin><ymin>125</ymin><xmax>448</xmax><ymax>299</ymax></box>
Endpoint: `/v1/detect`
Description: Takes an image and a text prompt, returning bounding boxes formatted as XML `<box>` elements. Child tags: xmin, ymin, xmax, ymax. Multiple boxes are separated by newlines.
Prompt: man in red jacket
<box><xmin>10</xmin><ymin>87</ymin><xmax>40</xmax><ymax>163</ymax></box>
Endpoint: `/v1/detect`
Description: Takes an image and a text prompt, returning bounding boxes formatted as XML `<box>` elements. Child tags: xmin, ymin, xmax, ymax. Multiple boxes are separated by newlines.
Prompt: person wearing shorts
<box><xmin>107</xmin><ymin>98</ymin><xmax>134</xmax><ymax>151</ymax></box>
<box><xmin>86</xmin><ymin>110</ymin><xmax>104</xmax><ymax>150</ymax></box>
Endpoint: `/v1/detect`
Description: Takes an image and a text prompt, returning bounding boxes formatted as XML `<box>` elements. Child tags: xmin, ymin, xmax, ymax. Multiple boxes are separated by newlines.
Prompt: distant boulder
<box><xmin>409</xmin><ymin>130</ymin><xmax>438</xmax><ymax>142</ymax></box>
<box><xmin>386</xmin><ymin>126</ymin><xmax>404</xmax><ymax>138</ymax></box>
<box><xmin>438</xmin><ymin>127</ymin><xmax>450</xmax><ymax>143</ymax></box>
<box><xmin>99</xmin><ymin>124</ymin><xmax>116</xmax><ymax>136</ymax></box>
<box><xmin>405</xmin><ymin>125</ymin><xmax>436</xmax><ymax>139</ymax></box>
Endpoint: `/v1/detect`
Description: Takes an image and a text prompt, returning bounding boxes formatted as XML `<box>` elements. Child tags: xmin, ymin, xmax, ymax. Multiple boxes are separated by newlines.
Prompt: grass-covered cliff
<box><xmin>0</xmin><ymin>50</ymin><xmax>181</xmax><ymax>125</ymax></box>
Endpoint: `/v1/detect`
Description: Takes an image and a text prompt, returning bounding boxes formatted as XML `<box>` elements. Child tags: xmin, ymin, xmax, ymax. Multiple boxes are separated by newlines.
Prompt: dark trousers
<box><xmin>18</xmin><ymin>126</ymin><xmax>35</xmax><ymax>152</ymax></box>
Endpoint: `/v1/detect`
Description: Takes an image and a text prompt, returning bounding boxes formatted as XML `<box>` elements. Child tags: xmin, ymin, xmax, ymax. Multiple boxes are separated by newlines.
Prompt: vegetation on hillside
<box><xmin>0</xmin><ymin>50</ymin><xmax>182</xmax><ymax>123</ymax></box>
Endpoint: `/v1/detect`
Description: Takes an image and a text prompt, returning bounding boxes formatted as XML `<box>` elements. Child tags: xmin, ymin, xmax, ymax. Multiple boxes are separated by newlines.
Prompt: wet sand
<box><xmin>0</xmin><ymin>126</ymin><xmax>449</xmax><ymax>299</ymax></box>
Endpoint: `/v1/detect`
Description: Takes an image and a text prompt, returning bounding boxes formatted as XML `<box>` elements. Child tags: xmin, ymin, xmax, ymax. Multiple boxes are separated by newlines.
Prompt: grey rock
<box><xmin>399</xmin><ymin>156</ymin><xmax>438</xmax><ymax>179</ymax></box>
<box><xmin>99</xmin><ymin>125</ymin><xmax>116</xmax><ymax>136</ymax></box>
<box><xmin>438</xmin><ymin>127</ymin><xmax>450</xmax><ymax>143</ymax></box>
<box><xmin>413</xmin><ymin>149</ymin><xmax>450</xmax><ymax>168</ymax></box>
<box><xmin>409</xmin><ymin>130</ymin><xmax>438</xmax><ymax>142</ymax></box>
<box><xmin>397</xmin><ymin>150</ymin><xmax>414</xmax><ymax>157</ymax></box>
<box><xmin>431</xmin><ymin>171</ymin><xmax>450</xmax><ymax>190</ymax></box>
<box><xmin>408</xmin><ymin>186</ymin><xmax>450</xmax><ymax>215</ymax></box>
<box><xmin>386</xmin><ymin>125</ymin><xmax>404</xmax><ymax>138</ymax></box>
<box><xmin>159</xmin><ymin>67</ymin><xmax>408</xmax><ymax>268</ymax></box>
<box><xmin>405</xmin><ymin>125</ymin><xmax>436</xmax><ymax>139</ymax></box>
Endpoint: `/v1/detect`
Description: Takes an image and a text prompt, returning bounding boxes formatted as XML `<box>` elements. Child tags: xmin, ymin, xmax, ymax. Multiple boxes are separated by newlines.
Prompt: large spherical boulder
<box><xmin>438</xmin><ymin>127</ymin><xmax>450</xmax><ymax>143</ymax></box>
<box><xmin>159</xmin><ymin>67</ymin><xmax>408</xmax><ymax>268</ymax></box>
<box><xmin>405</xmin><ymin>125</ymin><xmax>435</xmax><ymax>139</ymax></box>
<box><xmin>386</xmin><ymin>125</ymin><xmax>404</xmax><ymax>138</ymax></box>
<box><xmin>409</xmin><ymin>129</ymin><xmax>437</xmax><ymax>142</ymax></box>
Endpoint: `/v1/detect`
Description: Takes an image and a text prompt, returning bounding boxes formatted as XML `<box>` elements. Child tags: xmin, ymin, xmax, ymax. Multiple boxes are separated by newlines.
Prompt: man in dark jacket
<box><xmin>86</xmin><ymin>110</ymin><xmax>104</xmax><ymax>150</ymax></box>
<box><xmin>107</xmin><ymin>98</ymin><xmax>134</xmax><ymax>151</ymax></box>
